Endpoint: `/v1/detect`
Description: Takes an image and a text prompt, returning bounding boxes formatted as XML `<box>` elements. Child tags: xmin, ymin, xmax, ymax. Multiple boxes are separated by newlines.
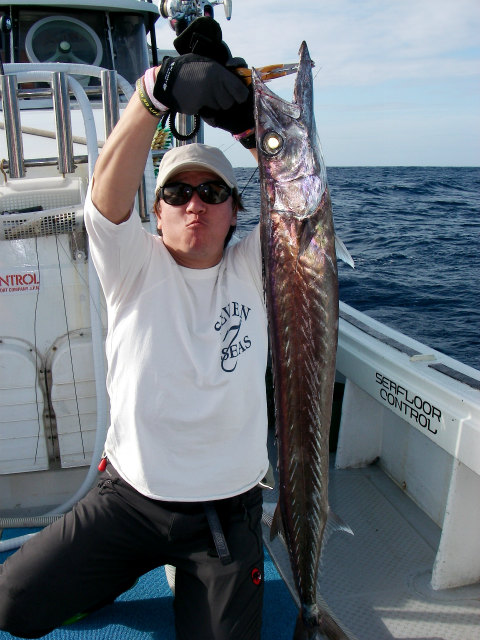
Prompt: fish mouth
<box><xmin>252</xmin><ymin>40</ymin><xmax>316</xmax><ymax>172</ymax></box>
<box><xmin>252</xmin><ymin>40</ymin><xmax>327</xmax><ymax>218</ymax></box>
<box><xmin>253</xmin><ymin>73</ymin><xmax>301</xmax><ymax>122</ymax></box>
<box><xmin>252</xmin><ymin>41</ymin><xmax>313</xmax><ymax>123</ymax></box>
<box><xmin>293</xmin><ymin>41</ymin><xmax>314</xmax><ymax>114</ymax></box>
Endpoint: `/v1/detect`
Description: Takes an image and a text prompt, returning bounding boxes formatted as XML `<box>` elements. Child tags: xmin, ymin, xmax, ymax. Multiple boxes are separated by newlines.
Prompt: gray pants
<box><xmin>0</xmin><ymin>463</ymin><xmax>264</xmax><ymax>639</ymax></box>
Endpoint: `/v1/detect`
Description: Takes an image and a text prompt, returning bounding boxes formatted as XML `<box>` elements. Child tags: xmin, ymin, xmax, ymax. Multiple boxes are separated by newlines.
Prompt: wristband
<box><xmin>233</xmin><ymin>127</ymin><xmax>255</xmax><ymax>141</ymax></box>
<box><xmin>136</xmin><ymin>77</ymin><xmax>164</xmax><ymax>119</ymax></box>
<box><xmin>143</xmin><ymin>67</ymin><xmax>169</xmax><ymax>113</ymax></box>
<box><xmin>233</xmin><ymin>127</ymin><xmax>256</xmax><ymax>149</ymax></box>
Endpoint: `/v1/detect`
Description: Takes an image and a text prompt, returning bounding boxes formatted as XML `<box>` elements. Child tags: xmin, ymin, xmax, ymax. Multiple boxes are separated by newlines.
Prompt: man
<box><xmin>0</xmin><ymin>51</ymin><xmax>268</xmax><ymax>640</ymax></box>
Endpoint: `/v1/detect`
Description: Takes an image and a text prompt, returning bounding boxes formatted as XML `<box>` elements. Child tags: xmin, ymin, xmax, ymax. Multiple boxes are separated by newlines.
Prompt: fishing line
<box><xmin>313</xmin><ymin>66</ymin><xmax>323</xmax><ymax>83</ymax></box>
<box><xmin>56</xmin><ymin>235</ymin><xmax>106</xmax><ymax>321</ymax></box>
<box><xmin>55</xmin><ymin>235</ymin><xmax>86</xmax><ymax>460</ymax></box>
<box><xmin>240</xmin><ymin>166</ymin><xmax>259</xmax><ymax>198</ymax></box>
<box><xmin>32</xmin><ymin>236</ymin><xmax>43</xmax><ymax>465</ymax></box>
<box><xmin>219</xmin><ymin>138</ymin><xmax>238</xmax><ymax>155</ymax></box>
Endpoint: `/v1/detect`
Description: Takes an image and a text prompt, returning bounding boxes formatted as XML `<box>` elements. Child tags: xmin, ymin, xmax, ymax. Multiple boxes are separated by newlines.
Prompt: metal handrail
<box><xmin>4</xmin><ymin>85</ymin><xmax>126</xmax><ymax>101</ymax></box>
<box><xmin>0</xmin><ymin>65</ymin><xmax>151</xmax><ymax>218</ymax></box>
<box><xmin>0</xmin><ymin>67</ymin><xmax>123</xmax><ymax>172</ymax></box>
<box><xmin>0</xmin><ymin>74</ymin><xmax>24</xmax><ymax>178</ymax></box>
<box><xmin>52</xmin><ymin>71</ymin><xmax>75</xmax><ymax>175</ymax></box>
<box><xmin>1</xmin><ymin>155</ymin><xmax>89</xmax><ymax>170</ymax></box>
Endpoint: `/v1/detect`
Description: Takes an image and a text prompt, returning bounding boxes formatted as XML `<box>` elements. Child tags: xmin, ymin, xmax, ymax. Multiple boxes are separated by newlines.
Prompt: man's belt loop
<box><xmin>203</xmin><ymin>502</ymin><xmax>232</xmax><ymax>565</ymax></box>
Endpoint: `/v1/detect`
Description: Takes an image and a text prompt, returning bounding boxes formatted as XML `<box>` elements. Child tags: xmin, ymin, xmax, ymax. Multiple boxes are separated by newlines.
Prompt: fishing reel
<box><xmin>158</xmin><ymin>0</ymin><xmax>232</xmax><ymax>33</ymax></box>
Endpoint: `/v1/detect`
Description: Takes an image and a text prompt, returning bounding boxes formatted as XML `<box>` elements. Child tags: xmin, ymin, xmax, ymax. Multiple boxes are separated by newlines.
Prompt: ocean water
<box><xmin>233</xmin><ymin>166</ymin><xmax>480</xmax><ymax>371</ymax></box>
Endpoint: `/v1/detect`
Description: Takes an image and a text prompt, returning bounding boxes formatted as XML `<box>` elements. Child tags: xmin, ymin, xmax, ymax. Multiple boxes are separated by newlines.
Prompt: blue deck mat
<box><xmin>0</xmin><ymin>529</ymin><xmax>297</xmax><ymax>639</ymax></box>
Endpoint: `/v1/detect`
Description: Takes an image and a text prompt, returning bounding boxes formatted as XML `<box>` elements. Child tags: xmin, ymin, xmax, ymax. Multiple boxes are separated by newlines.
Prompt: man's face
<box><xmin>155</xmin><ymin>170</ymin><xmax>237</xmax><ymax>269</ymax></box>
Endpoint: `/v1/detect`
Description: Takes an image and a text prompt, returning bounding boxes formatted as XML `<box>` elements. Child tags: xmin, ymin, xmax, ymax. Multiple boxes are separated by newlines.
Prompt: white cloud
<box><xmin>155</xmin><ymin>0</ymin><xmax>480</xmax><ymax>86</ymax></box>
<box><xmin>153</xmin><ymin>0</ymin><xmax>480</xmax><ymax>166</ymax></box>
<box><xmin>220</xmin><ymin>0</ymin><xmax>480</xmax><ymax>86</ymax></box>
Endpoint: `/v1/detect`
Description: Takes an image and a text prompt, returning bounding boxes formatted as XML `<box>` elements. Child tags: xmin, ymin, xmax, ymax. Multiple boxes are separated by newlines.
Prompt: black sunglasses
<box><xmin>159</xmin><ymin>181</ymin><xmax>232</xmax><ymax>206</ymax></box>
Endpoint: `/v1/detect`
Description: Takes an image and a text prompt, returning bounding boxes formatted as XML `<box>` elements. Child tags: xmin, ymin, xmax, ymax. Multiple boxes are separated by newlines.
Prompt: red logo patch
<box><xmin>251</xmin><ymin>568</ymin><xmax>262</xmax><ymax>585</ymax></box>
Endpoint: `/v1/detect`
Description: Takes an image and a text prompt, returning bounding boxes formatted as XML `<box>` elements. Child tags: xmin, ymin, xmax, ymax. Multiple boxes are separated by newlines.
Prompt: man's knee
<box><xmin>0</xmin><ymin>589</ymin><xmax>41</xmax><ymax>638</ymax></box>
<box><xmin>0</xmin><ymin>566</ymin><xmax>53</xmax><ymax>639</ymax></box>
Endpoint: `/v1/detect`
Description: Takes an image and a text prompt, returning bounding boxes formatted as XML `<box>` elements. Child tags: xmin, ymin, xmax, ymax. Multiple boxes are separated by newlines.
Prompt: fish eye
<box><xmin>262</xmin><ymin>131</ymin><xmax>284</xmax><ymax>155</ymax></box>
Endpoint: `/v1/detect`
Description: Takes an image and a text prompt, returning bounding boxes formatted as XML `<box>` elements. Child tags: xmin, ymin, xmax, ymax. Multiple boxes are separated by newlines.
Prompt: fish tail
<box><xmin>293</xmin><ymin>613</ymin><xmax>323</xmax><ymax>639</ymax></box>
<box><xmin>293</xmin><ymin>606</ymin><xmax>350</xmax><ymax>640</ymax></box>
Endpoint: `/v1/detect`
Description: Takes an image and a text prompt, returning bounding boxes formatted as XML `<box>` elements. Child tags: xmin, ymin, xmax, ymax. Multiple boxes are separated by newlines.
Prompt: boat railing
<box><xmin>0</xmin><ymin>63</ymin><xmax>156</xmax><ymax>222</ymax></box>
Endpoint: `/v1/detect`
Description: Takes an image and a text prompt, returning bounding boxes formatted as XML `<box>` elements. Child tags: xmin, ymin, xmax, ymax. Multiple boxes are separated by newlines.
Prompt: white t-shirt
<box><xmin>84</xmin><ymin>190</ymin><xmax>269</xmax><ymax>501</ymax></box>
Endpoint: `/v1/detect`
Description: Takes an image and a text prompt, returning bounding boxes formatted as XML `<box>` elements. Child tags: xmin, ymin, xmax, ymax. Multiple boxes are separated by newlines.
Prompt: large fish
<box><xmin>253</xmin><ymin>42</ymin><xmax>350</xmax><ymax>640</ymax></box>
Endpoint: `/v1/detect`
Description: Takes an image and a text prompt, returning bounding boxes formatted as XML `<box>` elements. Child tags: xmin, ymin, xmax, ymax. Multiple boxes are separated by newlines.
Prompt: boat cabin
<box><xmin>0</xmin><ymin>0</ymin><xmax>158</xmax><ymax>86</ymax></box>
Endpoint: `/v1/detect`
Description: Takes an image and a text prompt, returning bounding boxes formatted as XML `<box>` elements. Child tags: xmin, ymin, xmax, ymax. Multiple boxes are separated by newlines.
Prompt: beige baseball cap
<box><xmin>155</xmin><ymin>143</ymin><xmax>238</xmax><ymax>195</ymax></box>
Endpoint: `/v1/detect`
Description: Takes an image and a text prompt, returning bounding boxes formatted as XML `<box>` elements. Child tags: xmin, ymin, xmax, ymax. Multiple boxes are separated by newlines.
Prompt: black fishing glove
<box><xmin>173</xmin><ymin>16</ymin><xmax>231</xmax><ymax>65</ymax></box>
<box><xmin>171</xmin><ymin>17</ymin><xmax>256</xmax><ymax>147</ymax></box>
<box><xmin>199</xmin><ymin>57</ymin><xmax>255</xmax><ymax>148</ymax></box>
<box><xmin>153</xmin><ymin>53</ymin><xmax>249</xmax><ymax>116</ymax></box>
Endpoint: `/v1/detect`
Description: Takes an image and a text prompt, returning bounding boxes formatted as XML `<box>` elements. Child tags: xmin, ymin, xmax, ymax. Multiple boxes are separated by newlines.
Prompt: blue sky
<box><xmin>154</xmin><ymin>0</ymin><xmax>480</xmax><ymax>168</ymax></box>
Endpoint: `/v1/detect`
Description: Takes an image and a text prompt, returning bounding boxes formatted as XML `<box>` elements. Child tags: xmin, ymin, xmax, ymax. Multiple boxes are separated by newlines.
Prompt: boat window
<box><xmin>109</xmin><ymin>14</ymin><xmax>149</xmax><ymax>85</ymax></box>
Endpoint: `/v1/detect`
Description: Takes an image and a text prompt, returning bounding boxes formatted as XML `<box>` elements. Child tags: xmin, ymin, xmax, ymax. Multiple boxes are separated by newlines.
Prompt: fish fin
<box><xmin>262</xmin><ymin>502</ymin><xmax>288</xmax><ymax>546</ymax></box>
<box><xmin>327</xmin><ymin>506</ymin><xmax>354</xmax><ymax>537</ymax></box>
<box><xmin>298</xmin><ymin>223</ymin><xmax>354</xmax><ymax>271</ymax></box>
<box><xmin>270</xmin><ymin>504</ymin><xmax>284</xmax><ymax>542</ymax></box>
<box><xmin>297</xmin><ymin>217</ymin><xmax>317</xmax><ymax>259</ymax></box>
<box><xmin>319</xmin><ymin>508</ymin><xmax>354</xmax><ymax>571</ymax></box>
<box><xmin>335</xmin><ymin>234</ymin><xmax>355</xmax><ymax>268</ymax></box>
<box><xmin>261</xmin><ymin>501</ymin><xmax>275</xmax><ymax>528</ymax></box>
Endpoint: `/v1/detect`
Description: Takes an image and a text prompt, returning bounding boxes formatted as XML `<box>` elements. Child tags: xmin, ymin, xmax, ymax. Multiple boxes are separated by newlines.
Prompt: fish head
<box><xmin>253</xmin><ymin>41</ymin><xmax>328</xmax><ymax>221</ymax></box>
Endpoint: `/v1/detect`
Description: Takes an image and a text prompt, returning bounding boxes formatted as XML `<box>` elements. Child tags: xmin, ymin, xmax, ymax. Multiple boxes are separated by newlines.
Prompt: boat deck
<box><xmin>1</xmin><ymin>451</ymin><xmax>479</xmax><ymax>639</ymax></box>
<box><xmin>263</xmin><ymin>437</ymin><xmax>480</xmax><ymax>640</ymax></box>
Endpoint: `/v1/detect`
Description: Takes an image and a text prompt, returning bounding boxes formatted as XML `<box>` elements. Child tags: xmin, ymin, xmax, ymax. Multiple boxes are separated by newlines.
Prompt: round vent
<box><xmin>25</xmin><ymin>16</ymin><xmax>102</xmax><ymax>67</ymax></box>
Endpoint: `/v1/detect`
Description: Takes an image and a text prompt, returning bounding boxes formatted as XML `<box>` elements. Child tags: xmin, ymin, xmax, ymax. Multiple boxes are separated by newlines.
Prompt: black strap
<box><xmin>161</xmin><ymin>110</ymin><xmax>201</xmax><ymax>142</ymax></box>
<box><xmin>203</xmin><ymin>502</ymin><xmax>232</xmax><ymax>565</ymax></box>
